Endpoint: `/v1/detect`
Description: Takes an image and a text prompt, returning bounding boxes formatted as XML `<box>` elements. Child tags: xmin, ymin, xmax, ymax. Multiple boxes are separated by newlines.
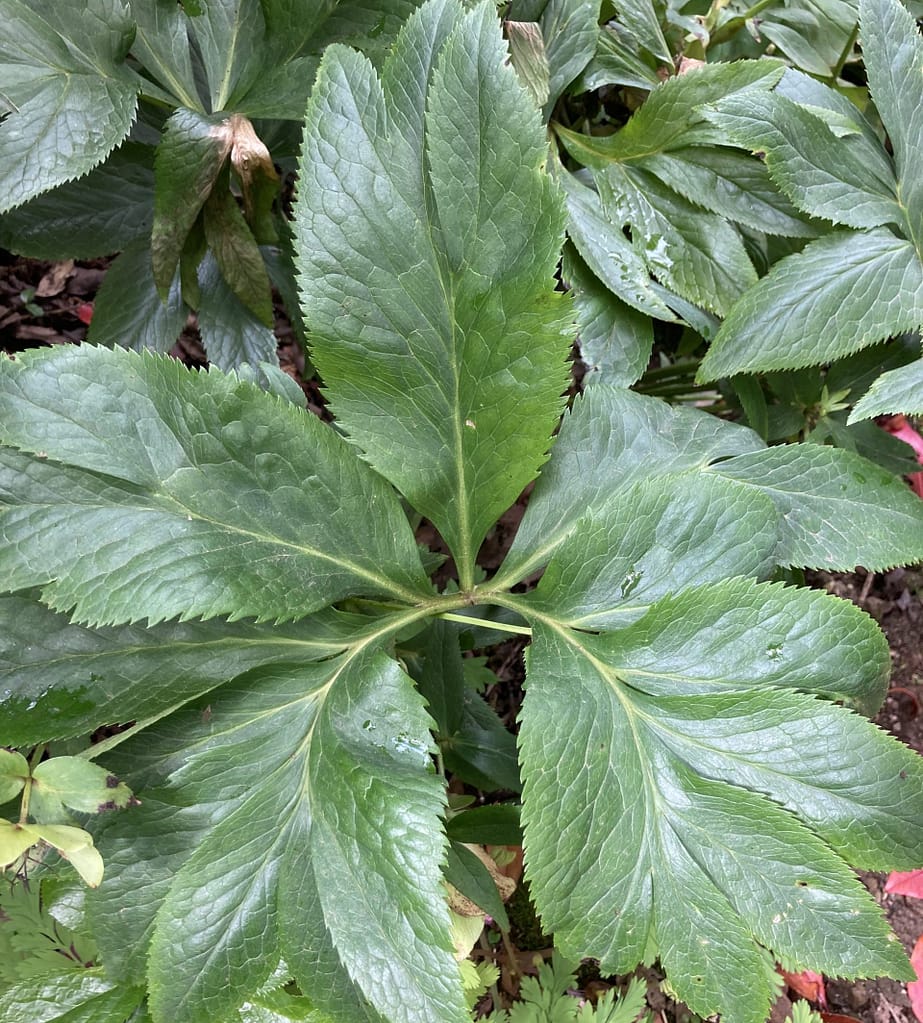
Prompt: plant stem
<box><xmin>19</xmin><ymin>745</ymin><xmax>45</xmax><ymax>824</ymax></box>
<box><xmin>438</xmin><ymin>612</ymin><xmax>533</xmax><ymax>636</ymax></box>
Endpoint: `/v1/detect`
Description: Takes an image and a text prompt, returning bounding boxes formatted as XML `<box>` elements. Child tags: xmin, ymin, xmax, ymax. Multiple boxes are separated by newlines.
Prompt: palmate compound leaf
<box><xmin>517</xmin><ymin>584</ymin><xmax>923</xmax><ymax>1023</ymax></box>
<box><xmin>0</xmin><ymin>0</ymin><xmax>138</xmax><ymax>213</ymax></box>
<box><xmin>294</xmin><ymin>0</ymin><xmax>572</xmax><ymax>588</ymax></box>
<box><xmin>87</xmin><ymin>648</ymin><xmax>464</xmax><ymax>1023</ymax></box>
<box><xmin>0</xmin><ymin>345</ymin><xmax>431</xmax><ymax>626</ymax></box>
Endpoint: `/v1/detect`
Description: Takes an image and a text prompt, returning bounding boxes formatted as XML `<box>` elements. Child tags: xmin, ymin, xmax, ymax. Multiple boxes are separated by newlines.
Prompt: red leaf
<box><xmin>819</xmin><ymin>1013</ymin><xmax>862</xmax><ymax>1023</ymax></box>
<box><xmin>780</xmin><ymin>969</ymin><xmax>827</xmax><ymax>1007</ymax></box>
<box><xmin>75</xmin><ymin>302</ymin><xmax>94</xmax><ymax>325</ymax></box>
<box><xmin>909</xmin><ymin>935</ymin><xmax>923</xmax><ymax>1023</ymax></box>
<box><xmin>885</xmin><ymin>870</ymin><xmax>923</xmax><ymax>898</ymax></box>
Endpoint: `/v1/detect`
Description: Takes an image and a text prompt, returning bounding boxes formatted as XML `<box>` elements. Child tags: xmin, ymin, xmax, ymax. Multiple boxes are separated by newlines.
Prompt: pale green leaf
<box><xmin>525</xmin><ymin>474</ymin><xmax>780</xmax><ymax>629</ymax></box>
<box><xmin>849</xmin><ymin>358</ymin><xmax>923</xmax><ymax>420</ymax></box>
<box><xmin>87</xmin><ymin>240</ymin><xmax>186</xmax><ymax>354</ymax></box>
<box><xmin>0</xmin><ymin>969</ymin><xmax>143</xmax><ymax>1023</ymax></box>
<box><xmin>698</xmin><ymin>228</ymin><xmax>923</xmax><ymax>379</ymax></box>
<box><xmin>0</xmin><ymin>346</ymin><xmax>430</xmax><ymax>626</ymax></box>
<box><xmin>0</xmin><ymin>0</ymin><xmax>138</xmax><ymax>213</ymax></box>
<box><xmin>707</xmin><ymin>442</ymin><xmax>923</xmax><ymax>570</ymax></box>
<box><xmin>519</xmin><ymin>615</ymin><xmax>920</xmax><ymax>1022</ymax></box>
<box><xmin>295</xmin><ymin>0</ymin><xmax>571</xmax><ymax>586</ymax></box>
<box><xmin>595</xmin><ymin>162</ymin><xmax>758</xmax><ymax>315</ymax></box>
<box><xmin>702</xmin><ymin>90</ymin><xmax>902</xmax><ymax>229</ymax></box>
<box><xmin>557</xmin><ymin>166</ymin><xmax>675</xmax><ymax>320</ymax></box>
<box><xmin>0</xmin><ymin>749</ymin><xmax>28</xmax><ymax>804</ymax></box>
<box><xmin>31</xmin><ymin>758</ymin><xmax>133</xmax><ymax>822</ymax></box>
<box><xmin>861</xmin><ymin>0</ymin><xmax>923</xmax><ymax>250</ymax></box>
<box><xmin>499</xmin><ymin>386</ymin><xmax>764</xmax><ymax>586</ymax></box>
<box><xmin>556</xmin><ymin>60</ymin><xmax>784</xmax><ymax>166</ymax></box>
<box><xmin>562</xmin><ymin>246</ymin><xmax>652</xmax><ymax>386</ymax></box>
<box><xmin>0</xmin><ymin>143</ymin><xmax>154</xmax><ymax>259</ymax></box>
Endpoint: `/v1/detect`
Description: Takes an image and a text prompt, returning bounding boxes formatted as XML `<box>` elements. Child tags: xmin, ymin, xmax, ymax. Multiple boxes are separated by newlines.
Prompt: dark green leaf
<box><xmin>87</xmin><ymin>240</ymin><xmax>186</xmax><ymax>355</ymax></box>
<box><xmin>0</xmin><ymin>0</ymin><xmax>138</xmax><ymax>212</ymax></box>
<box><xmin>189</xmin><ymin>0</ymin><xmax>266</xmax><ymax>110</ymax></box>
<box><xmin>196</xmin><ymin>251</ymin><xmax>279</xmax><ymax>370</ymax></box>
<box><xmin>708</xmin><ymin>443</ymin><xmax>923</xmax><ymax>570</ymax></box>
<box><xmin>445</xmin><ymin>805</ymin><xmax>522</xmax><ymax>846</ymax></box>
<box><xmin>152</xmin><ymin>108</ymin><xmax>231</xmax><ymax>295</ymax></box>
<box><xmin>202</xmin><ymin>180</ymin><xmax>274</xmax><ymax>325</ymax></box>
<box><xmin>0</xmin><ymin>144</ymin><xmax>154</xmax><ymax>259</ymax></box>
<box><xmin>519</xmin><ymin>615</ymin><xmax>919</xmax><ymax>1022</ymax></box>
<box><xmin>540</xmin><ymin>0</ymin><xmax>599</xmax><ymax>113</ymax></box>
<box><xmin>445</xmin><ymin>842</ymin><xmax>509</xmax><ymax>929</ymax></box>
<box><xmin>563</xmin><ymin>246</ymin><xmax>653</xmax><ymax>387</ymax></box>
<box><xmin>0</xmin><ymin>346</ymin><xmax>430</xmax><ymax>626</ymax></box>
<box><xmin>129</xmin><ymin>0</ymin><xmax>202</xmax><ymax>110</ymax></box>
<box><xmin>296</xmin><ymin>0</ymin><xmax>572</xmax><ymax>587</ymax></box>
<box><xmin>698</xmin><ymin>229</ymin><xmax>923</xmax><ymax>379</ymax></box>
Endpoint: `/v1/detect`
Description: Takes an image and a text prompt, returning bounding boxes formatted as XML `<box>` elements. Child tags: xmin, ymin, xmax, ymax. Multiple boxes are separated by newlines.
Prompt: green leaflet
<box><xmin>850</xmin><ymin>358</ymin><xmax>923</xmax><ymax>421</ymax></box>
<box><xmin>295</xmin><ymin>0</ymin><xmax>572</xmax><ymax>587</ymax></box>
<box><xmin>196</xmin><ymin>251</ymin><xmax>280</xmax><ymax>370</ymax></box>
<box><xmin>556</xmin><ymin>167</ymin><xmax>675</xmax><ymax>320</ymax></box>
<box><xmin>595</xmin><ymin>162</ymin><xmax>758</xmax><ymax>316</ymax></box>
<box><xmin>562</xmin><ymin>246</ymin><xmax>654</xmax><ymax>387</ymax></box>
<box><xmin>0</xmin><ymin>346</ymin><xmax>430</xmax><ymax>625</ymax></box>
<box><xmin>702</xmin><ymin>88</ymin><xmax>902</xmax><ymax>229</ymax></box>
<box><xmin>87</xmin><ymin>240</ymin><xmax>186</xmax><ymax>354</ymax></box>
<box><xmin>152</xmin><ymin>108</ymin><xmax>232</xmax><ymax>296</ymax></box>
<box><xmin>518</xmin><ymin>615</ymin><xmax>921</xmax><ymax>1023</ymax></box>
<box><xmin>697</xmin><ymin>229</ymin><xmax>923</xmax><ymax>378</ymax></box>
<box><xmin>699</xmin><ymin>0</ymin><xmax>923</xmax><ymax>403</ymax></box>
<box><xmin>498</xmin><ymin>386</ymin><xmax>764</xmax><ymax>586</ymax></box>
<box><xmin>539</xmin><ymin>0</ymin><xmax>599</xmax><ymax>114</ymax></box>
<box><xmin>556</xmin><ymin>60</ymin><xmax>784</xmax><ymax>165</ymax></box>
<box><xmin>707</xmin><ymin>443</ymin><xmax>923</xmax><ymax>569</ymax></box>
<box><xmin>0</xmin><ymin>969</ymin><xmax>144</xmax><ymax>1023</ymax></box>
<box><xmin>0</xmin><ymin>0</ymin><xmax>138</xmax><ymax>213</ymax></box>
<box><xmin>524</xmin><ymin>474</ymin><xmax>781</xmax><ymax>629</ymax></box>
<box><xmin>190</xmin><ymin>0</ymin><xmax>267</xmax><ymax>110</ymax></box>
<box><xmin>0</xmin><ymin>592</ymin><xmax>363</xmax><ymax>745</ymax></box>
<box><xmin>861</xmin><ymin>0</ymin><xmax>923</xmax><ymax>251</ymax></box>
<box><xmin>0</xmin><ymin>143</ymin><xmax>154</xmax><ymax>260</ymax></box>
<box><xmin>109</xmin><ymin>654</ymin><xmax>463</xmax><ymax>1023</ymax></box>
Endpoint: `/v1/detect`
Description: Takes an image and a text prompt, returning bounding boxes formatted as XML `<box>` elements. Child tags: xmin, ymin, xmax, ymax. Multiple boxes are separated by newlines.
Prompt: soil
<box><xmin>2</xmin><ymin>253</ymin><xmax>923</xmax><ymax>1023</ymax></box>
